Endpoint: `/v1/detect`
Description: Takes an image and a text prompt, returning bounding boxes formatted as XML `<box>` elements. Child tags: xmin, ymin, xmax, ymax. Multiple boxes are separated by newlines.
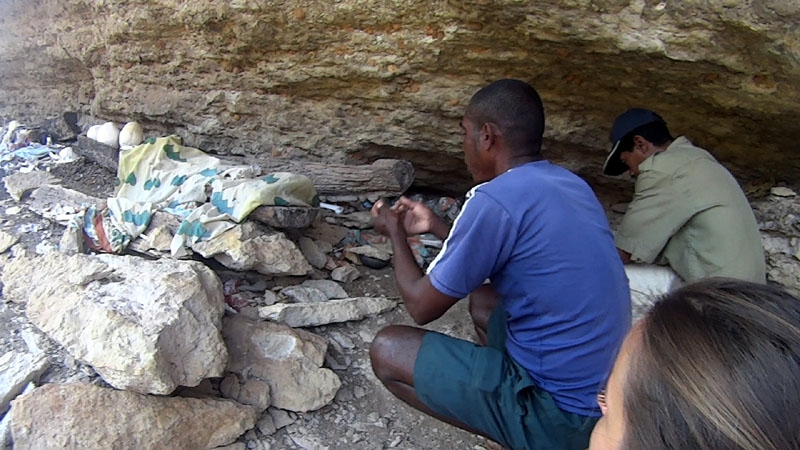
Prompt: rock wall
<box><xmin>1</xmin><ymin>0</ymin><xmax>798</xmax><ymax>192</ymax></box>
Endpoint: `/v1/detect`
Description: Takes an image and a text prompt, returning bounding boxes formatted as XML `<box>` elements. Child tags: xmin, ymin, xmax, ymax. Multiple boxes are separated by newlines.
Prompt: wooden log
<box><xmin>242</xmin><ymin>157</ymin><xmax>415</xmax><ymax>198</ymax></box>
<box><xmin>72</xmin><ymin>138</ymin><xmax>415</xmax><ymax>198</ymax></box>
<box><xmin>74</xmin><ymin>136</ymin><xmax>120</xmax><ymax>174</ymax></box>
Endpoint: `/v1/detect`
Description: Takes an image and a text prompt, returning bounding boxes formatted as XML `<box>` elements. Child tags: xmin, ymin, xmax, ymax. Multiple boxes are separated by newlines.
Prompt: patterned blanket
<box><xmin>68</xmin><ymin>135</ymin><xmax>318</xmax><ymax>256</ymax></box>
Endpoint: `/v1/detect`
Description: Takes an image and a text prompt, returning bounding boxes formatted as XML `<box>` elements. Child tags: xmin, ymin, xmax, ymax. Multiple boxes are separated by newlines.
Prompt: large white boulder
<box><xmin>2</xmin><ymin>253</ymin><xmax>228</xmax><ymax>395</ymax></box>
<box><xmin>9</xmin><ymin>383</ymin><xmax>257</xmax><ymax>450</ymax></box>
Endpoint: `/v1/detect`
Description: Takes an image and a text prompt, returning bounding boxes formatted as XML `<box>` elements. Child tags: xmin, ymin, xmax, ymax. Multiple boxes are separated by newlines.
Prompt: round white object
<box><xmin>119</xmin><ymin>121</ymin><xmax>144</xmax><ymax>149</ymax></box>
<box><xmin>96</xmin><ymin>122</ymin><xmax>120</xmax><ymax>149</ymax></box>
<box><xmin>87</xmin><ymin>124</ymin><xmax>101</xmax><ymax>141</ymax></box>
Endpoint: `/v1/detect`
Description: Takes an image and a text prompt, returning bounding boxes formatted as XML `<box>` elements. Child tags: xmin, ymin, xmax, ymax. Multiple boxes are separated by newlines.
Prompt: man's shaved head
<box><xmin>465</xmin><ymin>79</ymin><xmax>546</xmax><ymax>156</ymax></box>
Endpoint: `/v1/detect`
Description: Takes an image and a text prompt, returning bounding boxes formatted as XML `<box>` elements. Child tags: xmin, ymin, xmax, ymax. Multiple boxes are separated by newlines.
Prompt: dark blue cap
<box><xmin>603</xmin><ymin>108</ymin><xmax>666</xmax><ymax>176</ymax></box>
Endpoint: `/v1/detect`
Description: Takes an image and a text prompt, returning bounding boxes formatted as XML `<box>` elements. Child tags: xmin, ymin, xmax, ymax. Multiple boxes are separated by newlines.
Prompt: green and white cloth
<box><xmin>72</xmin><ymin>135</ymin><xmax>318</xmax><ymax>255</ymax></box>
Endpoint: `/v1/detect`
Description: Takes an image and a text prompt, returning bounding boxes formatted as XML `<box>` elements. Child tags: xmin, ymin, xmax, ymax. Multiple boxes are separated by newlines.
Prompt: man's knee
<box><xmin>369</xmin><ymin>325</ymin><xmax>424</xmax><ymax>384</ymax></box>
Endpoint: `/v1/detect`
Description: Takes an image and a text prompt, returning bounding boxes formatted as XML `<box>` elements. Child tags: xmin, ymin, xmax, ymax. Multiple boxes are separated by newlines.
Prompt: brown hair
<box><xmin>624</xmin><ymin>278</ymin><xmax>800</xmax><ymax>450</ymax></box>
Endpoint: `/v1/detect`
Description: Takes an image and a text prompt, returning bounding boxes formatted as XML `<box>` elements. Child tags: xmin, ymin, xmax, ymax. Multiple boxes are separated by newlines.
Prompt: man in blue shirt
<box><xmin>370</xmin><ymin>79</ymin><xmax>631</xmax><ymax>450</ymax></box>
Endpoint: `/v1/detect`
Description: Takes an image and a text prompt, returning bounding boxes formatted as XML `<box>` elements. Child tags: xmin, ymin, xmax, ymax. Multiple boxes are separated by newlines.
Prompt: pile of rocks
<box><xmin>0</xmin><ymin>119</ymin><xmax>460</xmax><ymax>450</ymax></box>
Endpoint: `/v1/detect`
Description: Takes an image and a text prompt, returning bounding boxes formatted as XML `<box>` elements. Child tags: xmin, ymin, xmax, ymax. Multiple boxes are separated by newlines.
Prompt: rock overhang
<box><xmin>0</xmin><ymin>0</ymin><xmax>797</xmax><ymax>193</ymax></box>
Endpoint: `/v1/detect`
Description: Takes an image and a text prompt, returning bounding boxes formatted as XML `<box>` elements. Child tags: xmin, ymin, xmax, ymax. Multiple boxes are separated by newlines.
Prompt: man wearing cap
<box><xmin>603</xmin><ymin>108</ymin><xmax>766</xmax><ymax>304</ymax></box>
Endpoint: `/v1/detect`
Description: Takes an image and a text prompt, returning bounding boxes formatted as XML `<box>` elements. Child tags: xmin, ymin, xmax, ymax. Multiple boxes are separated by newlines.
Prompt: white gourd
<box><xmin>96</xmin><ymin>122</ymin><xmax>120</xmax><ymax>149</ymax></box>
<box><xmin>119</xmin><ymin>122</ymin><xmax>144</xmax><ymax>149</ymax></box>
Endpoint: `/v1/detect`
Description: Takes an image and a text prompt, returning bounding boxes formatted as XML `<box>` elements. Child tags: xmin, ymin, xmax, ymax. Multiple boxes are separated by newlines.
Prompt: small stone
<box><xmin>5</xmin><ymin>206</ymin><xmax>21</xmax><ymax>215</ymax></box>
<box><xmin>327</xmin><ymin>331</ymin><xmax>355</xmax><ymax>349</ymax></box>
<box><xmin>258</xmin><ymin>296</ymin><xmax>397</xmax><ymax>327</ymax></box>
<box><xmin>238</xmin><ymin>378</ymin><xmax>272</xmax><ymax>412</ymax></box>
<box><xmin>359</xmin><ymin>254</ymin><xmax>390</xmax><ymax>269</ymax></box>
<box><xmin>334</xmin><ymin>388</ymin><xmax>354</xmax><ymax>402</ymax></box>
<box><xmin>280</xmin><ymin>285</ymin><xmax>329</xmax><ymax>303</ymax></box>
<box><xmin>346</xmin><ymin>245</ymin><xmax>392</xmax><ymax>261</ymax></box>
<box><xmin>269</xmin><ymin>408</ymin><xmax>296</xmax><ymax>430</ymax></box>
<box><xmin>353</xmin><ymin>386</ymin><xmax>367</xmax><ymax>398</ymax></box>
<box><xmin>142</xmin><ymin>225</ymin><xmax>173</xmax><ymax>252</ymax></box>
<box><xmin>0</xmin><ymin>230</ymin><xmax>19</xmax><ymax>253</ymax></box>
<box><xmin>240</xmin><ymin>280</ymin><xmax>269</xmax><ymax>292</ymax></box>
<box><xmin>331</xmin><ymin>264</ymin><xmax>360</xmax><ymax>283</ymax></box>
<box><xmin>262</xmin><ymin>290</ymin><xmax>279</xmax><ymax>306</ymax></box>
<box><xmin>300</xmin><ymin>279</ymin><xmax>348</xmax><ymax>299</ymax></box>
<box><xmin>0</xmin><ymin>351</ymin><xmax>49</xmax><ymax>414</ymax></box>
<box><xmin>220</xmin><ymin>373</ymin><xmax>241</xmax><ymax>401</ymax></box>
<box><xmin>239</xmin><ymin>306</ymin><xmax>261</xmax><ymax>319</ymax></box>
<box><xmin>256</xmin><ymin>412</ymin><xmax>277</xmax><ymax>436</ymax></box>
<box><xmin>299</xmin><ymin>237</ymin><xmax>328</xmax><ymax>269</ymax></box>
<box><xmin>771</xmin><ymin>186</ymin><xmax>797</xmax><ymax>197</ymax></box>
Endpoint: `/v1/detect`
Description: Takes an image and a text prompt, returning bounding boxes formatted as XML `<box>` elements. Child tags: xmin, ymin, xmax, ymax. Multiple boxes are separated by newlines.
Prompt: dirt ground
<box><xmin>0</xmin><ymin>155</ymin><xmax>507</xmax><ymax>450</ymax></box>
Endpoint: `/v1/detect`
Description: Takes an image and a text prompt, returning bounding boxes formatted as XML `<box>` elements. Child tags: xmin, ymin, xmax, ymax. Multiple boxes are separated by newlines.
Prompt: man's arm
<box><xmin>617</xmin><ymin>247</ymin><xmax>632</xmax><ymax>264</ymax></box>
<box><xmin>386</xmin><ymin>226</ymin><xmax>459</xmax><ymax>325</ymax></box>
<box><xmin>372</xmin><ymin>200</ymin><xmax>458</xmax><ymax>325</ymax></box>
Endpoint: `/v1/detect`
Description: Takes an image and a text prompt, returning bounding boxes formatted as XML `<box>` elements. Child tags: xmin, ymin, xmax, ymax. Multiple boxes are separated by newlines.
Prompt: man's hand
<box><xmin>371</xmin><ymin>199</ymin><xmax>405</xmax><ymax>237</ymax></box>
<box><xmin>391</xmin><ymin>196</ymin><xmax>450</xmax><ymax>239</ymax></box>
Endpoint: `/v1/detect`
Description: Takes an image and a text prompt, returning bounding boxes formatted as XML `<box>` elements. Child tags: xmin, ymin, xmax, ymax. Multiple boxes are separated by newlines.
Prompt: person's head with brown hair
<box><xmin>590</xmin><ymin>278</ymin><xmax>800</xmax><ymax>450</ymax></box>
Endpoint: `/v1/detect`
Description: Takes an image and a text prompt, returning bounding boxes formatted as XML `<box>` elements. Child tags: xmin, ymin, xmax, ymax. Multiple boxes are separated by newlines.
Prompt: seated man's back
<box><xmin>615</xmin><ymin>137</ymin><xmax>766</xmax><ymax>283</ymax></box>
<box><xmin>603</xmin><ymin>108</ymin><xmax>766</xmax><ymax>285</ymax></box>
<box><xmin>428</xmin><ymin>160</ymin><xmax>631</xmax><ymax>414</ymax></box>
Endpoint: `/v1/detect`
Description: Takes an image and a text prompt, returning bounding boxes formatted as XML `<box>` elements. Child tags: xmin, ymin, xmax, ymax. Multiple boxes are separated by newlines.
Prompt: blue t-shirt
<box><xmin>427</xmin><ymin>161</ymin><xmax>631</xmax><ymax>416</ymax></box>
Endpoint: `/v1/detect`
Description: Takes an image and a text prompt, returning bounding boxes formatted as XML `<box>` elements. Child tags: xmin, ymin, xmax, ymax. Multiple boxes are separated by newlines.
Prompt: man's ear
<box><xmin>632</xmin><ymin>135</ymin><xmax>647</xmax><ymax>151</ymax></box>
<box><xmin>479</xmin><ymin>122</ymin><xmax>498</xmax><ymax>152</ymax></box>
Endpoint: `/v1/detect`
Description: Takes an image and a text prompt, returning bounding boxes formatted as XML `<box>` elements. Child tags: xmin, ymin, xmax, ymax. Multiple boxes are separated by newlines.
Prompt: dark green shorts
<box><xmin>413</xmin><ymin>307</ymin><xmax>597</xmax><ymax>450</ymax></box>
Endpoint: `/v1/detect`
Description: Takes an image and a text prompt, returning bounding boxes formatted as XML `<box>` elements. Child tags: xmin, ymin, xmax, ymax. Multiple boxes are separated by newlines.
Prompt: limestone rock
<box><xmin>299</xmin><ymin>237</ymin><xmax>328</xmax><ymax>269</ymax></box>
<box><xmin>222</xmin><ymin>316</ymin><xmax>341</xmax><ymax>412</ymax></box>
<box><xmin>346</xmin><ymin>245</ymin><xmax>392</xmax><ymax>261</ymax></box>
<box><xmin>0</xmin><ymin>351</ymin><xmax>49</xmax><ymax>414</ymax></box>
<box><xmin>192</xmin><ymin>222</ymin><xmax>311</xmax><ymax>276</ymax></box>
<box><xmin>333</xmin><ymin>211</ymin><xmax>373</xmax><ymax>229</ymax></box>
<box><xmin>141</xmin><ymin>224</ymin><xmax>174</xmax><ymax>252</ymax></box>
<box><xmin>1</xmin><ymin>253</ymin><xmax>228</xmax><ymax>395</ymax></box>
<box><xmin>256</xmin><ymin>412</ymin><xmax>277</xmax><ymax>436</ymax></box>
<box><xmin>300</xmin><ymin>280</ymin><xmax>348</xmax><ymax>299</ymax></box>
<box><xmin>0</xmin><ymin>403</ymin><xmax>10</xmax><ymax>449</ymax></box>
<box><xmin>268</xmin><ymin>408</ymin><xmax>296</xmax><ymax>430</ymax></box>
<box><xmin>9</xmin><ymin>383</ymin><xmax>257</xmax><ymax>450</ymax></box>
<box><xmin>304</xmin><ymin>222</ymin><xmax>349</xmax><ymax>247</ymax></box>
<box><xmin>2</xmin><ymin>171</ymin><xmax>59</xmax><ymax>202</ymax></box>
<box><xmin>331</xmin><ymin>264</ymin><xmax>360</xmax><ymax>283</ymax></box>
<box><xmin>220</xmin><ymin>373</ymin><xmax>271</xmax><ymax>413</ymax></box>
<box><xmin>0</xmin><ymin>231</ymin><xmax>18</xmax><ymax>254</ymax></box>
<box><xmin>752</xmin><ymin>196</ymin><xmax>800</xmax><ymax>295</ymax></box>
<box><xmin>280</xmin><ymin>285</ymin><xmax>329</xmax><ymax>304</ymax></box>
<box><xmin>258</xmin><ymin>296</ymin><xmax>398</xmax><ymax>328</ymax></box>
